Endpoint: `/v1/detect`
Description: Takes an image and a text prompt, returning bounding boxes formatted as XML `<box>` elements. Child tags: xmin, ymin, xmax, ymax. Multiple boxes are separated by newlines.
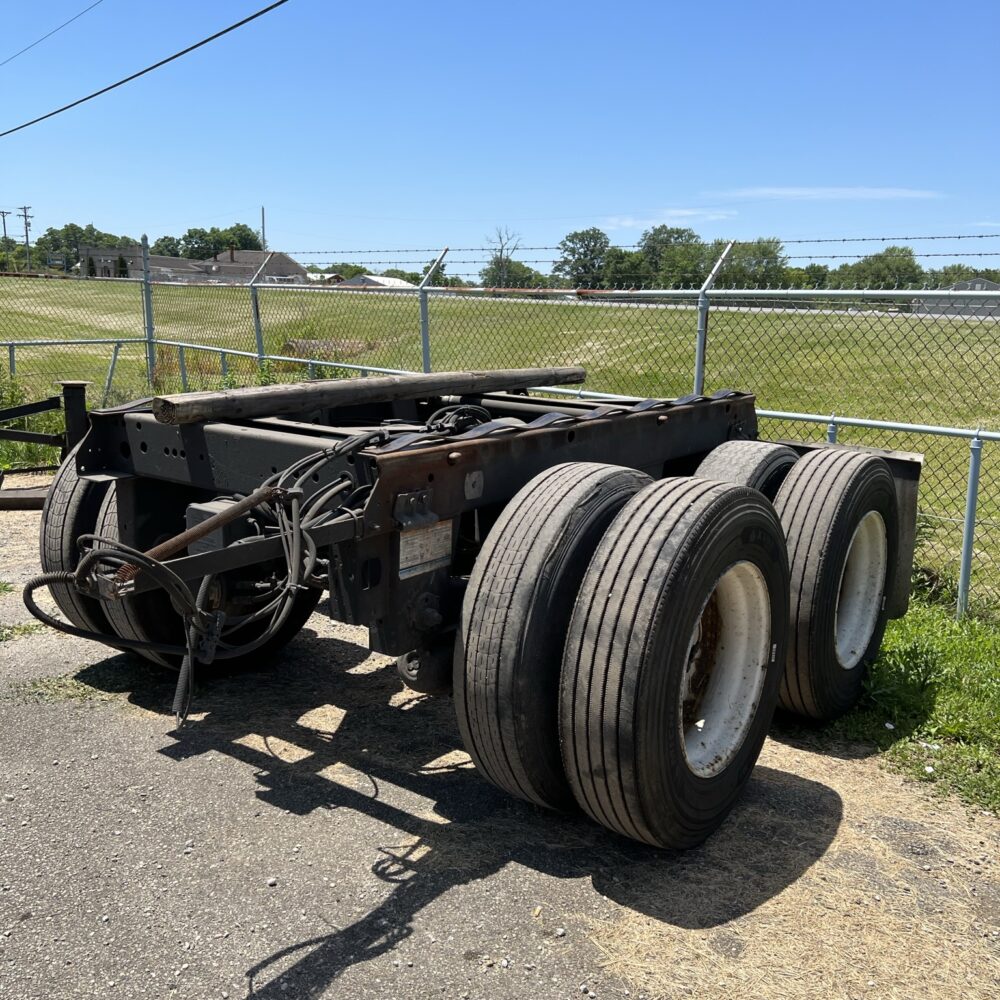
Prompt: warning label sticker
<box><xmin>398</xmin><ymin>520</ymin><xmax>453</xmax><ymax>579</ymax></box>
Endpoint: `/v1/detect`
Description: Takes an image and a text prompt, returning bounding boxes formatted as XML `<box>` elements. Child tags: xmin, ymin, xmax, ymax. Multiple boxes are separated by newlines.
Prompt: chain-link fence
<box><xmin>1</xmin><ymin>264</ymin><xmax>997</xmax><ymax>613</ymax></box>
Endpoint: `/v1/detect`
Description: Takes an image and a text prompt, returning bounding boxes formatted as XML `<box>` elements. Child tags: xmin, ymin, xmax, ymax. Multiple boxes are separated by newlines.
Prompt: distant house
<box><xmin>914</xmin><ymin>277</ymin><xmax>1000</xmax><ymax>318</ymax></box>
<box><xmin>305</xmin><ymin>271</ymin><xmax>344</xmax><ymax>285</ymax></box>
<box><xmin>337</xmin><ymin>274</ymin><xmax>417</xmax><ymax>289</ymax></box>
<box><xmin>197</xmin><ymin>248</ymin><xmax>308</xmax><ymax>284</ymax></box>
<box><xmin>78</xmin><ymin>245</ymin><xmax>308</xmax><ymax>284</ymax></box>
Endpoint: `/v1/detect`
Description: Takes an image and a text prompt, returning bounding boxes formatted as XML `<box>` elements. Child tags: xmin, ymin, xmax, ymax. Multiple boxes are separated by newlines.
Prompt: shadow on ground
<box><xmin>76</xmin><ymin>626</ymin><xmax>844</xmax><ymax>1000</ymax></box>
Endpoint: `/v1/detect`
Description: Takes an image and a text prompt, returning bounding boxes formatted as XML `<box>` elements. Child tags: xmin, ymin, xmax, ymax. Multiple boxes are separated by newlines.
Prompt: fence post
<box><xmin>693</xmin><ymin>241</ymin><xmax>734</xmax><ymax>395</ymax></box>
<box><xmin>6</xmin><ymin>343</ymin><xmax>14</xmax><ymax>377</ymax></box>
<box><xmin>418</xmin><ymin>247</ymin><xmax>449</xmax><ymax>374</ymax></box>
<box><xmin>249</xmin><ymin>285</ymin><xmax>266</xmax><ymax>363</ymax></box>
<box><xmin>140</xmin><ymin>234</ymin><xmax>156</xmax><ymax>385</ymax></box>
<box><xmin>248</xmin><ymin>252</ymin><xmax>274</xmax><ymax>366</ymax></box>
<box><xmin>956</xmin><ymin>434</ymin><xmax>984</xmax><ymax>618</ymax></box>
<box><xmin>102</xmin><ymin>342</ymin><xmax>121</xmax><ymax>405</ymax></box>
<box><xmin>827</xmin><ymin>414</ymin><xmax>838</xmax><ymax>443</ymax></box>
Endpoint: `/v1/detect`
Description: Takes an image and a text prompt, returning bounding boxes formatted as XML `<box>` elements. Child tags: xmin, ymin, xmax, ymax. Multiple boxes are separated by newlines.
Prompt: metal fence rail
<box><xmin>1</xmin><ymin>260</ymin><xmax>997</xmax><ymax>615</ymax></box>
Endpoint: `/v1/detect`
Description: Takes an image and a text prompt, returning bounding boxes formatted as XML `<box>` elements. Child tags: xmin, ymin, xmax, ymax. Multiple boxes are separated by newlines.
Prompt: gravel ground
<box><xmin>1</xmin><ymin>474</ymin><xmax>997</xmax><ymax>1000</ymax></box>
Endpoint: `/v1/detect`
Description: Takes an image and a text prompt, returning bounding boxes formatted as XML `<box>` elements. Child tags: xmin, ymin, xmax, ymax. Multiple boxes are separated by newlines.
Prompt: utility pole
<box><xmin>0</xmin><ymin>210</ymin><xmax>10</xmax><ymax>272</ymax></box>
<box><xmin>17</xmin><ymin>206</ymin><xmax>32</xmax><ymax>271</ymax></box>
<box><xmin>260</xmin><ymin>205</ymin><xmax>266</xmax><ymax>251</ymax></box>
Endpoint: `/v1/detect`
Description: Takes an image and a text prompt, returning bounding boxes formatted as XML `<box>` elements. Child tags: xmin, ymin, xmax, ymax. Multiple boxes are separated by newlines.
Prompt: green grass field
<box><xmin>777</xmin><ymin>589</ymin><xmax>1000</xmax><ymax>811</ymax></box>
<box><xmin>2</xmin><ymin>276</ymin><xmax>998</xmax><ymax>602</ymax></box>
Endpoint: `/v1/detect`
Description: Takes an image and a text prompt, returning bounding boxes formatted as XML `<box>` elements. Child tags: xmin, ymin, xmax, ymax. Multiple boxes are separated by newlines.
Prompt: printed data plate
<box><xmin>398</xmin><ymin>519</ymin><xmax>453</xmax><ymax>579</ymax></box>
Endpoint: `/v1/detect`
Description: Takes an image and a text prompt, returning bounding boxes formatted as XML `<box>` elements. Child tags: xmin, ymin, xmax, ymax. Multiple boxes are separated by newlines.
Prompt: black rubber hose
<box><xmin>22</xmin><ymin>572</ymin><xmax>193</xmax><ymax>656</ymax></box>
<box><xmin>171</xmin><ymin>576</ymin><xmax>212</xmax><ymax>725</ymax></box>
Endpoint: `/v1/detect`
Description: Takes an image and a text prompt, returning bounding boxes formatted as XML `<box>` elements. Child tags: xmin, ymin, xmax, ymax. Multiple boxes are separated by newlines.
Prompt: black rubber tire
<box><xmin>773</xmin><ymin>449</ymin><xmax>899</xmax><ymax>721</ymax></box>
<box><xmin>560</xmin><ymin>478</ymin><xmax>789</xmax><ymax>849</ymax></box>
<box><xmin>454</xmin><ymin>462</ymin><xmax>653</xmax><ymax>811</ymax></box>
<box><xmin>695</xmin><ymin>440</ymin><xmax>799</xmax><ymax>501</ymax></box>
<box><xmin>95</xmin><ymin>486</ymin><xmax>321</xmax><ymax>671</ymax></box>
<box><xmin>39</xmin><ymin>444</ymin><xmax>113</xmax><ymax>634</ymax></box>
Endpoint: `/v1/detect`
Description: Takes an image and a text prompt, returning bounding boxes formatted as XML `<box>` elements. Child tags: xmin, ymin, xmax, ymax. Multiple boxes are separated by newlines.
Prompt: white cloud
<box><xmin>602</xmin><ymin>208</ymin><xmax>737</xmax><ymax>230</ymax></box>
<box><xmin>716</xmin><ymin>186</ymin><xmax>941</xmax><ymax>201</ymax></box>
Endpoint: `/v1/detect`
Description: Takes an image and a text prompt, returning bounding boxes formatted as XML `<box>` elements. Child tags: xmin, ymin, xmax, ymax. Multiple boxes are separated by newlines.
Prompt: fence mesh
<box><xmin>1</xmin><ymin>270</ymin><xmax>996</xmax><ymax>610</ymax></box>
<box><xmin>427</xmin><ymin>290</ymin><xmax>698</xmax><ymax>397</ymax></box>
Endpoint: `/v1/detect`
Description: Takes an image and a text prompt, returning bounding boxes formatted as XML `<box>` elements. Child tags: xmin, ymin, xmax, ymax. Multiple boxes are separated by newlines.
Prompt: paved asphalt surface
<box><xmin>0</xmin><ymin>620</ymin><xmax>645</xmax><ymax>1000</ymax></box>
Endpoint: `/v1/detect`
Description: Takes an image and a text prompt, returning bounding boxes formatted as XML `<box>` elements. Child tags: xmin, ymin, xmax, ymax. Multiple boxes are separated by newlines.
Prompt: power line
<box><xmin>0</xmin><ymin>0</ymin><xmax>291</xmax><ymax>140</ymax></box>
<box><xmin>0</xmin><ymin>0</ymin><xmax>106</xmax><ymax>70</ymax></box>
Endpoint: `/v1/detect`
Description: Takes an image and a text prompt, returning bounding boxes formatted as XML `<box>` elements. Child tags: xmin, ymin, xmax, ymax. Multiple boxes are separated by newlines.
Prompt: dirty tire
<box><xmin>560</xmin><ymin>478</ymin><xmax>789</xmax><ymax>849</ymax></box>
<box><xmin>95</xmin><ymin>486</ymin><xmax>320</xmax><ymax>671</ymax></box>
<box><xmin>455</xmin><ymin>462</ymin><xmax>653</xmax><ymax>811</ymax></box>
<box><xmin>39</xmin><ymin>444</ymin><xmax>112</xmax><ymax>633</ymax></box>
<box><xmin>695</xmin><ymin>440</ymin><xmax>799</xmax><ymax>501</ymax></box>
<box><xmin>773</xmin><ymin>449</ymin><xmax>898</xmax><ymax>721</ymax></box>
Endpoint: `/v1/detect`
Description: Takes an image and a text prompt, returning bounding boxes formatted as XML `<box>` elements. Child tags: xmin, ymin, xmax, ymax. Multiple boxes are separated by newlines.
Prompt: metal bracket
<box><xmin>393</xmin><ymin>488</ymin><xmax>437</xmax><ymax>528</ymax></box>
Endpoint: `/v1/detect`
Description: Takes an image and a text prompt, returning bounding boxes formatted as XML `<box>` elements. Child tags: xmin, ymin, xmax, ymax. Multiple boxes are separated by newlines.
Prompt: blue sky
<box><xmin>1</xmin><ymin>0</ymin><xmax>998</xmax><ymax>273</ymax></box>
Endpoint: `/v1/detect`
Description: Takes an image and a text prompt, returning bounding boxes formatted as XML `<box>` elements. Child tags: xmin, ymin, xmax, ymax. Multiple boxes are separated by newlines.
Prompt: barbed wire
<box><xmin>286</xmin><ymin>233</ymin><xmax>1000</xmax><ymax>256</ymax></box>
<box><xmin>782</xmin><ymin>251</ymin><xmax>1000</xmax><ymax>260</ymax></box>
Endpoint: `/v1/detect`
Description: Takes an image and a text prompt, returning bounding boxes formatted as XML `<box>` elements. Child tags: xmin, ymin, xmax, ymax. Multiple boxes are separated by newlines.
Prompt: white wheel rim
<box><xmin>835</xmin><ymin>510</ymin><xmax>887</xmax><ymax>669</ymax></box>
<box><xmin>679</xmin><ymin>561</ymin><xmax>772</xmax><ymax>779</ymax></box>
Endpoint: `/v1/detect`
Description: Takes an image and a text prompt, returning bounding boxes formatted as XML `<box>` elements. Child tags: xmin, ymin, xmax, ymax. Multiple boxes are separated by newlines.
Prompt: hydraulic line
<box><xmin>24</xmin><ymin>435</ymin><xmax>376</xmax><ymax>725</ymax></box>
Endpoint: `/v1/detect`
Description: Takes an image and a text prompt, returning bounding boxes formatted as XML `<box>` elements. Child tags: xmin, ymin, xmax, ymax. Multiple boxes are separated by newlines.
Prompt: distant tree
<box><xmin>179</xmin><ymin>228</ymin><xmax>216</xmax><ymax>259</ymax></box>
<box><xmin>151</xmin><ymin>235</ymin><xmax>182</xmax><ymax>256</ymax></box>
<box><xmin>34</xmin><ymin>222</ymin><xmax>133</xmax><ymax>266</ymax></box>
<box><xmin>320</xmin><ymin>262</ymin><xmax>367</xmax><ymax>279</ymax></box>
<box><xmin>0</xmin><ymin>236</ymin><xmax>16</xmax><ymax>270</ymax></box>
<box><xmin>480</xmin><ymin>256</ymin><xmax>547</xmax><ymax>287</ymax></box>
<box><xmin>553</xmin><ymin>227</ymin><xmax>610</xmax><ymax>288</ymax></box>
<box><xmin>178</xmin><ymin>222</ymin><xmax>263</xmax><ymax>259</ymax></box>
<box><xmin>714</xmin><ymin>238</ymin><xmax>788</xmax><ymax>288</ymax></box>
<box><xmin>482</xmin><ymin>226</ymin><xmax>522</xmax><ymax>287</ymax></box>
<box><xmin>382</xmin><ymin>268</ymin><xmax>422</xmax><ymax>284</ymax></box>
<box><xmin>420</xmin><ymin>260</ymin><xmax>465</xmax><ymax>287</ymax></box>
<box><xmin>925</xmin><ymin>263</ymin><xmax>976</xmax><ymax>287</ymax></box>
<box><xmin>220</xmin><ymin>223</ymin><xmax>263</xmax><ymax>251</ymax></box>
<box><xmin>638</xmin><ymin>226</ymin><xmax>709</xmax><ymax>286</ymax></box>
<box><xmin>602</xmin><ymin>247</ymin><xmax>654</xmax><ymax>288</ymax></box>
<box><xmin>803</xmin><ymin>263</ymin><xmax>830</xmax><ymax>288</ymax></box>
<box><xmin>828</xmin><ymin>246</ymin><xmax>925</xmax><ymax>288</ymax></box>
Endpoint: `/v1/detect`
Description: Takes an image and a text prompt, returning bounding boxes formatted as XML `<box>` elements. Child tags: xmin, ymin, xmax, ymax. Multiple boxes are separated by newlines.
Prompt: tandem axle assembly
<box><xmin>26</xmin><ymin>367</ymin><xmax>921</xmax><ymax>849</ymax></box>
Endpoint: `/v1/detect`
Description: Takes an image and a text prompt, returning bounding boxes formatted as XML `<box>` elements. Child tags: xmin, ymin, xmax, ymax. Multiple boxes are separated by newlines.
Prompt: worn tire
<box><xmin>560</xmin><ymin>478</ymin><xmax>789</xmax><ymax>849</ymax></box>
<box><xmin>39</xmin><ymin>445</ymin><xmax>113</xmax><ymax>633</ymax></box>
<box><xmin>773</xmin><ymin>449</ymin><xmax>898</xmax><ymax>721</ymax></box>
<box><xmin>455</xmin><ymin>462</ymin><xmax>652</xmax><ymax>810</ymax></box>
<box><xmin>695</xmin><ymin>440</ymin><xmax>798</xmax><ymax>501</ymax></box>
<box><xmin>95</xmin><ymin>486</ymin><xmax>321</xmax><ymax>670</ymax></box>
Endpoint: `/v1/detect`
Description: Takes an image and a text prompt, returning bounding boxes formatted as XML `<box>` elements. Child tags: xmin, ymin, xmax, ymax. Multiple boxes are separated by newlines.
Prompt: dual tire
<box><xmin>456</xmin><ymin>463</ymin><xmax>790</xmax><ymax>848</ymax></box>
<box><xmin>457</xmin><ymin>446</ymin><xmax>899</xmax><ymax>848</ymax></box>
